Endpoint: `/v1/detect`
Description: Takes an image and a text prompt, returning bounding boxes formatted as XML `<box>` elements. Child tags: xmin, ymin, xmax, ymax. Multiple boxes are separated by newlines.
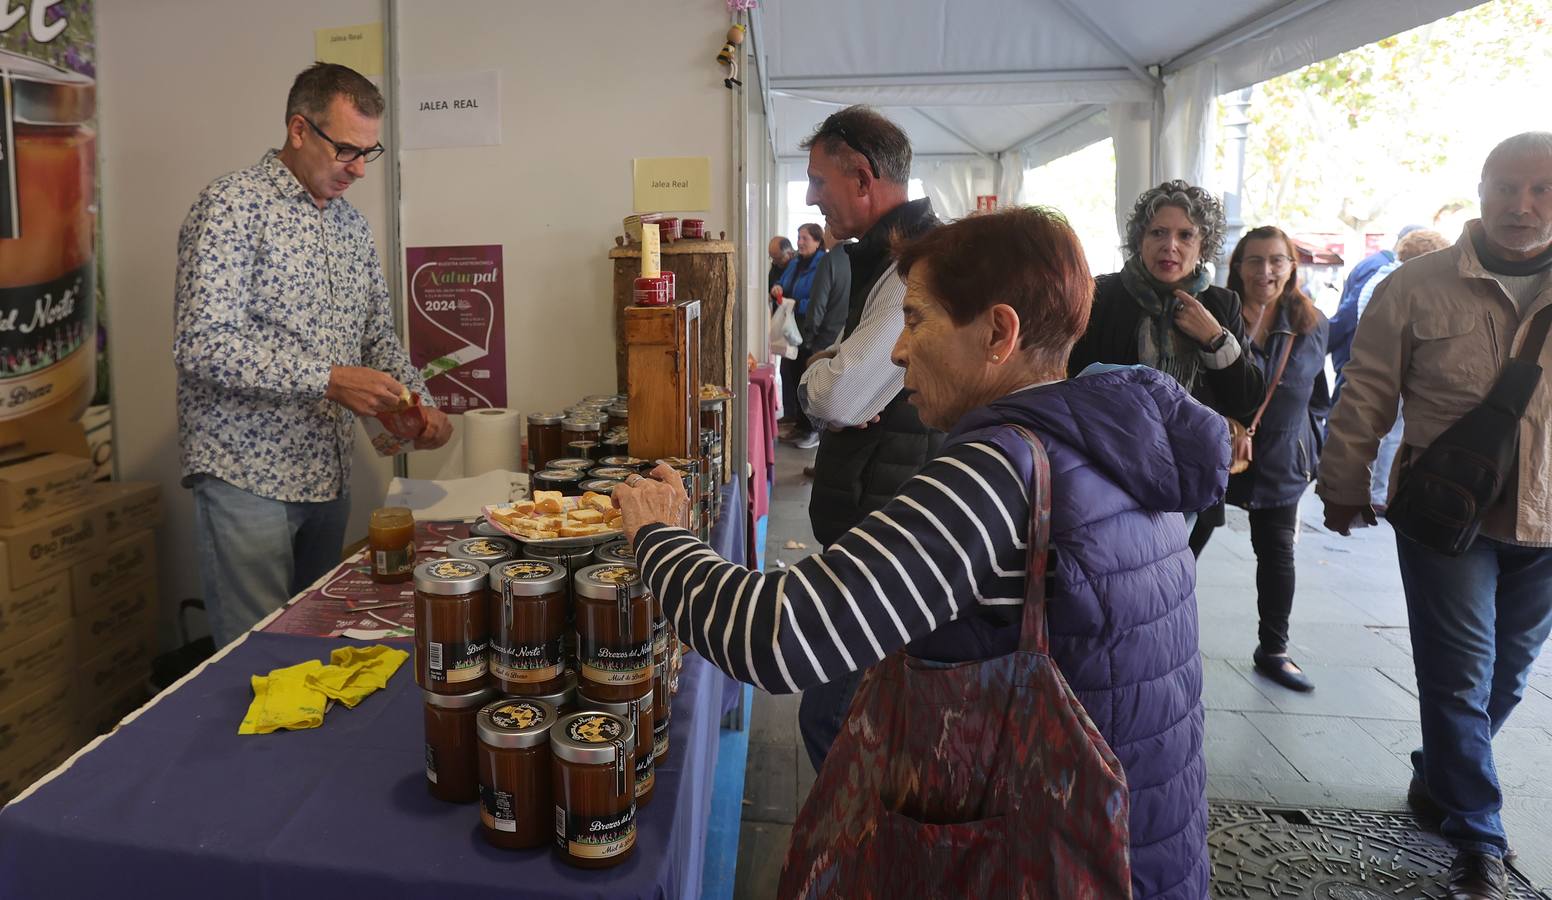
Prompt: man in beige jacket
<box><xmin>1318</xmin><ymin>132</ymin><xmax>1552</xmax><ymax>899</ymax></box>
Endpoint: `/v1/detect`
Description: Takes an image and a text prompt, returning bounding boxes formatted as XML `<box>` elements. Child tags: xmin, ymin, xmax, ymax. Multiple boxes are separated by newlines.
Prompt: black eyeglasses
<box><xmin>827</xmin><ymin>123</ymin><xmax>881</xmax><ymax>180</ymax></box>
<box><xmin>301</xmin><ymin>115</ymin><xmax>385</xmax><ymax>163</ymax></box>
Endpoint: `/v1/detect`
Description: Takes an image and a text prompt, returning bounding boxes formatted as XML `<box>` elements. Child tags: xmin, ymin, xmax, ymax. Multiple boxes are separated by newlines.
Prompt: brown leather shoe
<box><xmin>1447</xmin><ymin>850</ymin><xmax>1507</xmax><ymax>900</ymax></box>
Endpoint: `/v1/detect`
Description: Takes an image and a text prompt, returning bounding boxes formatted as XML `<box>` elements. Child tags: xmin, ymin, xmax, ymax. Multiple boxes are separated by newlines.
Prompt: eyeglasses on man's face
<box><xmin>1243</xmin><ymin>254</ymin><xmax>1294</xmax><ymax>270</ymax></box>
<box><xmin>301</xmin><ymin>115</ymin><xmax>385</xmax><ymax>163</ymax></box>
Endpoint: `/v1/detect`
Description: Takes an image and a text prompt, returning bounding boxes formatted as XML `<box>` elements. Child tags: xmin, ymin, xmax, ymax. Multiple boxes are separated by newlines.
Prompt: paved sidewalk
<box><xmin>733</xmin><ymin>444</ymin><xmax>1552</xmax><ymax>895</ymax></box>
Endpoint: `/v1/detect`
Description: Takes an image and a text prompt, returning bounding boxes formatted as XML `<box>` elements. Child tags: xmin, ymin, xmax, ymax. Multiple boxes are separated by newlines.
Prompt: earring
<box><xmin>991</xmin><ymin>354</ymin><xmax>1000</xmax><ymax>361</ymax></box>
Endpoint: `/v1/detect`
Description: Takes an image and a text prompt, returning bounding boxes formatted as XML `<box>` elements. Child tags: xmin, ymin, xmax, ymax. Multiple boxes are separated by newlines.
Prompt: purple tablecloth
<box><xmin>0</xmin><ymin>632</ymin><xmax>722</xmax><ymax>900</ymax></box>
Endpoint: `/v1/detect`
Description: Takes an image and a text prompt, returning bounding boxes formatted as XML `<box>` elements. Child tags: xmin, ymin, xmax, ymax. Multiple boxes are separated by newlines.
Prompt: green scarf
<box><xmin>1120</xmin><ymin>256</ymin><xmax>1213</xmax><ymax>394</ymax></box>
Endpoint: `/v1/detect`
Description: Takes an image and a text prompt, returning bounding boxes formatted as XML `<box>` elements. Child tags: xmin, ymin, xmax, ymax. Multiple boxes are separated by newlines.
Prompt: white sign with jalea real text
<box><xmin>400</xmin><ymin>70</ymin><xmax>501</xmax><ymax>150</ymax></box>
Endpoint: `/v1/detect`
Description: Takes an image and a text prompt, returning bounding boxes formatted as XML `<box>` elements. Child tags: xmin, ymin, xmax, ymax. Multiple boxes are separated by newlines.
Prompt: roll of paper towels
<box><xmin>463</xmin><ymin>407</ymin><xmax>523</xmax><ymax>476</ymax></box>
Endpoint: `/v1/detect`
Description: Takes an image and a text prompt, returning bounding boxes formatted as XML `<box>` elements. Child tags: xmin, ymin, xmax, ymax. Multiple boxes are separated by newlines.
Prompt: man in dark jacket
<box><xmin>794</xmin><ymin>105</ymin><xmax>941</xmax><ymax>771</ymax></box>
<box><xmin>767</xmin><ymin>236</ymin><xmax>794</xmax><ymax>291</ymax></box>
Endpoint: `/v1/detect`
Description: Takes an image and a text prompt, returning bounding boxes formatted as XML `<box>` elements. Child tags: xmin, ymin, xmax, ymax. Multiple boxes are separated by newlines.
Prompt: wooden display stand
<box><xmin>610</xmin><ymin>238</ymin><xmax>734</xmax><ymax>392</ymax></box>
<box><xmin>623</xmin><ymin>300</ymin><xmax>701</xmax><ymax>462</ymax></box>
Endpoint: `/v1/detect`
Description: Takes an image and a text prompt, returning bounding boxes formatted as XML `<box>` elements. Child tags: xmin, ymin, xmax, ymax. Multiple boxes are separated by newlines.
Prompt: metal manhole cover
<box><xmin>1209</xmin><ymin>801</ymin><xmax>1547</xmax><ymax>899</ymax></box>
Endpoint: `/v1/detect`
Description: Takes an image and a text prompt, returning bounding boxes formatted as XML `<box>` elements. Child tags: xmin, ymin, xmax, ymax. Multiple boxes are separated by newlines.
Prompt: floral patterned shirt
<box><xmin>175</xmin><ymin>150</ymin><xmax>428</xmax><ymax>502</ymax></box>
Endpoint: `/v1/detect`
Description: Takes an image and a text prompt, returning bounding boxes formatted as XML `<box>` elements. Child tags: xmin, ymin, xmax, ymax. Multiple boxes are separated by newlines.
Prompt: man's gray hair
<box><xmin>1483</xmin><ymin>132</ymin><xmax>1552</xmax><ymax>178</ymax></box>
<box><xmin>1122</xmin><ymin>180</ymin><xmax>1228</xmax><ymax>264</ymax></box>
<box><xmin>285</xmin><ymin>62</ymin><xmax>384</xmax><ymax>124</ymax></box>
<box><xmin>800</xmin><ymin>106</ymin><xmax>912</xmax><ymax>185</ymax></box>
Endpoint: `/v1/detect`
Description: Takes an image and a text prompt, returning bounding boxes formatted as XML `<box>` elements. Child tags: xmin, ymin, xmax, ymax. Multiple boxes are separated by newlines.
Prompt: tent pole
<box><xmin>1048</xmin><ymin>0</ymin><xmax>1163</xmax><ymax>88</ymax></box>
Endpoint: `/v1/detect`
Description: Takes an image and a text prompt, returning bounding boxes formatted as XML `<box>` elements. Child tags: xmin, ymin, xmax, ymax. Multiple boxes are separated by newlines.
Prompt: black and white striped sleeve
<box><xmin>634</xmin><ymin>439</ymin><xmax>1031</xmax><ymax>694</ymax></box>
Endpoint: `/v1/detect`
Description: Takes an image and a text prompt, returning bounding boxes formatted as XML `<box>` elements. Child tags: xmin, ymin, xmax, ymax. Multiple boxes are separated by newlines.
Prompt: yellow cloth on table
<box><xmin>237</xmin><ymin>645</ymin><xmax>409</xmax><ymax>734</ymax></box>
<box><xmin>307</xmin><ymin>645</ymin><xmax>409</xmax><ymax>708</ymax></box>
<box><xmin>238</xmin><ymin>660</ymin><xmax>327</xmax><ymax>735</ymax></box>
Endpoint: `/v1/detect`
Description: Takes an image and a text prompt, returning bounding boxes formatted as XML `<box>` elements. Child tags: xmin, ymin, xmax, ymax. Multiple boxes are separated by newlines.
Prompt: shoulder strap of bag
<box><xmin>1514</xmin><ymin>303</ymin><xmax>1552</xmax><ymax>363</ymax></box>
<box><xmin>1247</xmin><ymin>331</ymin><xmax>1297</xmax><ymax>437</ymax></box>
<box><xmin>1004</xmin><ymin>425</ymin><xmax>1054</xmax><ymax>655</ymax></box>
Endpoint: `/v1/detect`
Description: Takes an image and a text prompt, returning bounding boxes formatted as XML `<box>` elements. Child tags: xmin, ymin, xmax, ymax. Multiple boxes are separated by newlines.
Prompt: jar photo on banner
<box><xmin>0</xmin><ymin>2</ymin><xmax>106</xmax><ymax>463</ymax></box>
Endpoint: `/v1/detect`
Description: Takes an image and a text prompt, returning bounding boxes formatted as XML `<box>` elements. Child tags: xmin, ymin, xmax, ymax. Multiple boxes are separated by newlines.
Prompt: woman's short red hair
<box><xmin>895</xmin><ymin>206</ymin><xmax>1093</xmax><ymax>369</ymax></box>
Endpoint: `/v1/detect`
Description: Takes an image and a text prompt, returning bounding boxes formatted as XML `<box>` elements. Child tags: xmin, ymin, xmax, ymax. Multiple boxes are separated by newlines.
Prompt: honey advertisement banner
<box><xmin>0</xmin><ymin>1</ymin><xmax>104</xmax><ymax>456</ymax></box>
<box><xmin>405</xmin><ymin>244</ymin><xmax>508</xmax><ymax>413</ymax></box>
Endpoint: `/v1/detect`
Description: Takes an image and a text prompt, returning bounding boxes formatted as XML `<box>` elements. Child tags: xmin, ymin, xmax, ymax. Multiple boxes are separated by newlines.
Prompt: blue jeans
<box><xmin>192</xmin><ymin>476</ymin><xmax>351</xmax><ymax>646</ymax></box>
<box><xmin>1395</xmin><ymin>532</ymin><xmax>1552</xmax><ymax>858</ymax></box>
<box><xmin>798</xmin><ymin>667</ymin><xmax>864</xmax><ymax>773</ymax></box>
<box><xmin>1371</xmin><ymin>412</ymin><xmax>1404</xmax><ymax>507</ymax></box>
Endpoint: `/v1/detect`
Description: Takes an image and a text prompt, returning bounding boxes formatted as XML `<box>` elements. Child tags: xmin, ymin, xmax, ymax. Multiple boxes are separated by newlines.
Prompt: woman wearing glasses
<box><xmin>1189</xmin><ymin>227</ymin><xmax>1330</xmax><ymax>692</ymax></box>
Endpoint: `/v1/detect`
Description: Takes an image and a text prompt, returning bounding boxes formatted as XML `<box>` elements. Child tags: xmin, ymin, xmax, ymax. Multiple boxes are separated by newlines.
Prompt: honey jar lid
<box><xmin>535</xmin><ymin>467</ymin><xmax>585</xmax><ymax>482</ymax></box>
<box><xmin>605</xmin><ymin>403</ymin><xmax>629</xmax><ymax>416</ymax></box>
<box><xmin>413</xmin><ymin>558</ymin><xmax>490</xmax><ymax>595</ymax></box>
<box><xmin>587</xmin><ymin>466</ymin><xmax>635</xmax><ymax>481</ymax></box>
<box><xmin>551</xmin><ymin>710</ymin><xmax>635</xmax><ymax>765</ymax></box>
<box><xmin>584</xmin><ymin>395</ymin><xmax>616</xmax><ymax>404</ymax></box>
<box><xmin>524</xmin><ymin>669</ymin><xmax>578</xmax><ymax>709</ymax></box>
<box><xmin>490</xmin><ymin>559</ymin><xmax>567</xmax><ymax>595</ymax></box>
<box><xmin>575</xmin><ymin>687</ymin><xmax>653</xmax><ymax>721</ymax></box>
<box><xmin>562</xmin><ymin>417</ymin><xmax>603</xmax><ymax>433</ymax></box>
<box><xmin>567</xmin><ymin>440</ymin><xmax>599</xmax><ymax>451</ymax></box>
<box><xmin>574</xmin><ymin>563</ymin><xmax>645</xmax><ymax>602</ymax></box>
<box><xmin>545</xmin><ymin>459</ymin><xmax>593</xmax><ymax>472</ymax></box>
<box><xmin>0</xmin><ymin>51</ymin><xmax>94</xmax><ymax>126</ymax></box>
<box><xmin>656</xmin><ymin>457</ymin><xmax>699</xmax><ymax>471</ymax></box>
<box><xmin>423</xmin><ymin>685</ymin><xmax>496</xmax><ymax>710</ymax></box>
<box><xmin>527</xmin><ymin>412</ymin><xmax>565</xmax><ymax>425</ymax></box>
<box><xmin>598</xmin><ymin>456</ymin><xmax>646</xmax><ymax>468</ymax></box>
<box><xmin>577</xmin><ymin>478</ymin><xmax>621</xmax><ymax>495</ymax></box>
<box><xmin>448</xmin><ymin>536</ymin><xmax>518</xmax><ymax>563</ymax></box>
<box><xmin>476</xmin><ymin>698</ymin><xmax>557</xmax><ymax>749</ymax></box>
<box><xmin>594</xmin><ymin>540</ymin><xmax>636</xmax><ymax>566</ymax></box>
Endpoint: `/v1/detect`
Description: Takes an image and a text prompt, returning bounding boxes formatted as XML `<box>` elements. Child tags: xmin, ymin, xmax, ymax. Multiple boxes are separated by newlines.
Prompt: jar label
<box><xmin>374</xmin><ymin>544</ymin><xmax>415</xmax><ymax>578</ymax></box>
<box><xmin>0</xmin><ymin>73</ymin><xmax>14</xmax><ymax>239</ymax></box>
<box><xmin>653</xmin><ymin>718</ymin><xmax>668</xmax><ymax>759</ymax></box>
<box><xmin>491</xmin><ymin>637</ymin><xmax>564</xmax><ymax>683</ymax></box>
<box><xmin>424</xmin><ymin>743</ymin><xmax>438</xmax><ymax>784</ymax></box>
<box><xmin>427</xmin><ymin>559</ymin><xmax>481</xmax><ymax>580</ymax></box>
<box><xmin>0</xmin><ymin>262</ymin><xmax>94</xmax><ymax>421</ymax></box>
<box><xmin>556</xmin><ymin>804</ymin><xmax>636</xmax><ymax>860</ymax></box>
<box><xmin>499</xmin><ymin>560</ymin><xmax>558</xmax><ymax>581</ymax></box>
<box><xmin>634</xmin><ymin>754</ymin><xmax>654</xmax><ymax>798</ymax></box>
<box><xmin>458</xmin><ymin>538</ymin><xmax>510</xmax><ymax>558</ymax></box>
<box><xmin>653</xmin><ymin>628</ymin><xmax>669</xmax><ymax>657</ymax></box>
<box><xmin>576</xmin><ymin>633</ymin><xmax>652</xmax><ymax>686</ymax></box>
<box><xmin>426</xmin><ymin>638</ymin><xmax>488</xmax><ymax>683</ymax></box>
<box><xmin>481</xmin><ymin>783</ymin><xmax>518</xmax><ymax>833</ymax></box>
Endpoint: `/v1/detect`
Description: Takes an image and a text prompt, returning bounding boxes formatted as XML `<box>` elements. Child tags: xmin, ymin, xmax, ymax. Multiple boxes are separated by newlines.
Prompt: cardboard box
<box><xmin>76</xmin><ymin>681</ymin><xmax>149</xmax><ymax>742</ymax></box>
<box><xmin>71</xmin><ymin>530</ymin><xmax>156</xmax><ymax>615</ymax></box>
<box><xmin>75</xmin><ymin>623</ymin><xmax>158</xmax><ymax>708</ymax></box>
<box><xmin>0</xmin><ymin>571</ymin><xmax>71</xmax><ymax>653</ymax></box>
<box><xmin>0</xmin><ymin>502</ymin><xmax>102</xmax><ymax>591</ymax></box>
<box><xmin>93</xmin><ymin>482</ymin><xmax>162</xmax><ymax>542</ymax></box>
<box><xmin>0</xmin><ymin>452</ymin><xmax>94</xmax><ymax>528</ymax></box>
<box><xmin>0</xmin><ymin>620</ymin><xmax>75</xmax><ymax>712</ymax></box>
<box><xmin>73</xmin><ymin>578</ymin><xmax>157</xmax><ymax>658</ymax></box>
<box><xmin>0</xmin><ymin>722</ymin><xmax>78</xmax><ymax>805</ymax></box>
<box><xmin>0</xmin><ymin>674</ymin><xmax>74</xmax><ymax>758</ymax></box>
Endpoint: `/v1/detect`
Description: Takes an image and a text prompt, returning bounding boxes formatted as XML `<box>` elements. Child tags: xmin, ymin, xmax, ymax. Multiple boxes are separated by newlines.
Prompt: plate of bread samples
<box><xmin>482</xmin><ymin>490</ymin><xmax>624</xmax><ymax>546</ymax></box>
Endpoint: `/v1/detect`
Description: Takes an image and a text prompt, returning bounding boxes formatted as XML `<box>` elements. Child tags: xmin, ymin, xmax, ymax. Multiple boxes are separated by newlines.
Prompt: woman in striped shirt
<box><xmin>615</xmin><ymin>207</ymin><xmax>1226</xmax><ymax>899</ymax></box>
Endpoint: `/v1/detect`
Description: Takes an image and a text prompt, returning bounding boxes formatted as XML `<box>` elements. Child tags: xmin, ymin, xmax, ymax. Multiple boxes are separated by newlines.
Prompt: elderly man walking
<box><xmin>1318</xmin><ymin>132</ymin><xmax>1552</xmax><ymax>899</ymax></box>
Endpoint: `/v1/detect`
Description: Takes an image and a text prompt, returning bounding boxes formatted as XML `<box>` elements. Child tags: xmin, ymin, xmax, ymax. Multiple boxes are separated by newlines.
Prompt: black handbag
<box><xmin>1386</xmin><ymin>305</ymin><xmax>1552</xmax><ymax>556</ymax></box>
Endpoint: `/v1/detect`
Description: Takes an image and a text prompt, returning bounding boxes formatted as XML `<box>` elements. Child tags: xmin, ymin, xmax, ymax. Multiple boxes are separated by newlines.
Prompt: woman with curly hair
<box><xmin>1069</xmin><ymin>180</ymin><xmax>1266</xmax><ymax>426</ymax></box>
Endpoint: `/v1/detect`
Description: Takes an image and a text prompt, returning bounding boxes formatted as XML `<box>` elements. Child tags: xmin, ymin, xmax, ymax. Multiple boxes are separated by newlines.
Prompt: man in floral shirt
<box><xmin>174</xmin><ymin>63</ymin><xmax>452</xmax><ymax>644</ymax></box>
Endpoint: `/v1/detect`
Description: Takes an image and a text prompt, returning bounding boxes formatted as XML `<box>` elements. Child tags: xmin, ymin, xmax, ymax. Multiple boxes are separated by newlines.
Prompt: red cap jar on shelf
<box><xmin>681</xmin><ymin>219</ymin><xmax>705</xmax><ymax>239</ymax></box>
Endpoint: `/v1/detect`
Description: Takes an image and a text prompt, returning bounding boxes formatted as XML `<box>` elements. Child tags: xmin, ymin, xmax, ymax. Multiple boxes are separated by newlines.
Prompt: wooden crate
<box><xmin>624</xmin><ymin>300</ymin><xmax>701</xmax><ymax>462</ymax></box>
<box><xmin>610</xmin><ymin>238</ymin><xmax>734</xmax><ymax>393</ymax></box>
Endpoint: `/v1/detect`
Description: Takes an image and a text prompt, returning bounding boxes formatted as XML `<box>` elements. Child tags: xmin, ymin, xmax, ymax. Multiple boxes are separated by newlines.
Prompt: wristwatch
<box><xmin>1202</xmin><ymin>329</ymin><xmax>1230</xmax><ymax>353</ymax></box>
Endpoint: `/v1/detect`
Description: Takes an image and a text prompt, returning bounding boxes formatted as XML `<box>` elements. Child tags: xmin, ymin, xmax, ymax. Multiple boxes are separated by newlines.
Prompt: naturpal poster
<box><xmin>405</xmin><ymin>244</ymin><xmax>507</xmax><ymax>412</ymax></box>
<box><xmin>0</xmin><ymin>2</ymin><xmax>107</xmax><ymax>468</ymax></box>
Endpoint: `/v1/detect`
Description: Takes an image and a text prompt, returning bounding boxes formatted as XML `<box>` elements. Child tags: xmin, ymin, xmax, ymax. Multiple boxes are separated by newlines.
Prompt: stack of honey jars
<box><xmin>412</xmin><ymin>534</ymin><xmax>675</xmax><ymax>869</ymax></box>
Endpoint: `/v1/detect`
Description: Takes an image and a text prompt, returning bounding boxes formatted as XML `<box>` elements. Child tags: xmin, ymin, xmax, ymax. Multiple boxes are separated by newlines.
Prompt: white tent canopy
<box><xmin>756</xmin><ymin>0</ymin><xmax>1484</xmax><ymax>222</ymax></box>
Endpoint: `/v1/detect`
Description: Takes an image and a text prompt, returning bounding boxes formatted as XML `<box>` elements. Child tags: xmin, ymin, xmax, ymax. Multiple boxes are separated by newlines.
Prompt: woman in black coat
<box><xmin>1189</xmin><ymin>226</ymin><xmax>1330</xmax><ymax>692</ymax></box>
<box><xmin>1068</xmin><ymin>180</ymin><xmax>1266</xmax><ymax>422</ymax></box>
